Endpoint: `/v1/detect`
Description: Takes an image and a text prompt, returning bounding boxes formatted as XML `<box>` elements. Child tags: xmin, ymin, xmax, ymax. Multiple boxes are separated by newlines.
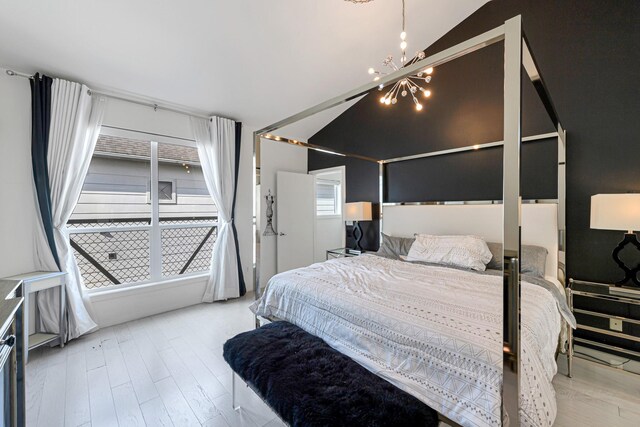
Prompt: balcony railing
<box><xmin>68</xmin><ymin>217</ymin><xmax>217</xmax><ymax>289</ymax></box>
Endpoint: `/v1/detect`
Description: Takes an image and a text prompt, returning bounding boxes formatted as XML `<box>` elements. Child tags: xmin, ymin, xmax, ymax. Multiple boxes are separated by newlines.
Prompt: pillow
<box><xmin>404</xmin><ymin>235</ymin><xmax>493</xmax><ymax>271</ymax></box>
<box><xmin>376</xmin><ymin>233</ymin><xmax>415</xmax><ymax>259</ymax></box>
<box><xmin>485</xmin><ymin>242</ymin><xmax>548</xmax><ymax>277</ymax></box>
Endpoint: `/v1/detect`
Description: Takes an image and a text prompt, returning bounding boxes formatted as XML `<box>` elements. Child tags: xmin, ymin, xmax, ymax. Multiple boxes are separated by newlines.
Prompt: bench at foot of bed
<box><xmin>222</xmin><ymin>321</ymin><xmax>439</xmax><ymax>427</ymax></box>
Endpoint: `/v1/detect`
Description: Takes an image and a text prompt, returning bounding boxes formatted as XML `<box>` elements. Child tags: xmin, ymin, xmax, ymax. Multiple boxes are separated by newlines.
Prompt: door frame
<box><xmin>308</xmin><ymin>166</ymin><xmax>346</xmax><ymax>249</ymax></box>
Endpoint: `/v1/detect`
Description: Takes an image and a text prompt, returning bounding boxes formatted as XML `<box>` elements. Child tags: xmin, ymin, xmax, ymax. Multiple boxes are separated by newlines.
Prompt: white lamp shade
<box><xmin>590</xmin><ymin>194</ymin><xmax>640</xmax><ymax>232</ymax></box>
<box><xmin>345</xmin><ymin>202</ymin><xmax>372</xmax><ymax>221</ymax></box>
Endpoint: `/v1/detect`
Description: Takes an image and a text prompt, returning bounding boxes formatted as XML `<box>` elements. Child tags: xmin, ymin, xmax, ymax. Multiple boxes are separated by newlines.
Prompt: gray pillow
<box><xmin>486</xmin><ymin>242</ymin><xmax>548</xmax><ymax>277</ymax></box>
<box><xmin>376</xmin><ymin>233</ymin><xmax>415</xmax><ymax>260</ymax></box>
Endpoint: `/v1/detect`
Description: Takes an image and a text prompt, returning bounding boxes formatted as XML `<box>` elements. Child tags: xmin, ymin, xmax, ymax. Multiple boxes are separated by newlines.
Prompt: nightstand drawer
<box><xmin>574</xmin><ymin>310</ymin><xmax>640</xmax><ymax>343</ymax></box>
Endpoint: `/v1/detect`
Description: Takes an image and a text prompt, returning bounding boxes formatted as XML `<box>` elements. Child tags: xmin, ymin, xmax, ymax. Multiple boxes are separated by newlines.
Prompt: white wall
<box><xmin>102</xmin><ymin>98</ymin><xmax>193</xmax><ymax>141</ymax></box>
<box><xmin>0</xmin><ymin>72</ymin><xmax>37</xmax><ymax>278</ymax></box>
<box><xmin>314</xmin><ymin>217</ymin><xmax>343</xmax><ymax>262</ymax></box>
<box><xmin>259</xmin><ymin>138</ymin><xmax>308</xmax><ymax>287</ymax></box>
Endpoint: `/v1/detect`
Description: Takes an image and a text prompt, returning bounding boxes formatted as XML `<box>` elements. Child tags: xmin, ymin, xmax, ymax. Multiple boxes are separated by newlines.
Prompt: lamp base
<box><xmin>612</xmin><ymin>233</ymin><xmax>640</xmax><ymax>287</ymax></box>
<box><xmin>352</xmin><ymin>221</ymin><xmax>363</xmax><ymax>252</ymax></box>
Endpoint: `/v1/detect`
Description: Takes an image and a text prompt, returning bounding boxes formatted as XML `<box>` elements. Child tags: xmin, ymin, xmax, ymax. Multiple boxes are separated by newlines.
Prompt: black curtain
<box><xmin>30</xmin><ymin>73</ymin><xmax>60</xmax><ymax>270</ymax></box>
<box><xmin>231</xmin><ymin>122</ymin><xmax>246</xmax><ymax>295</ymax></box>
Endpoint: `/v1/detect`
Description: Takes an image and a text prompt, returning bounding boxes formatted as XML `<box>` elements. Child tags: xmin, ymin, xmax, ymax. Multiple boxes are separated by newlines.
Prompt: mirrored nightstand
<box><xmin>568</xmin><ymin>278</ymin><xmax>640</xmax><ymax>376</ymax></box>
<box><xmin>326</xmin><ymin>248</ymin><xmax>362</xmax><ymax>260</ymax></box>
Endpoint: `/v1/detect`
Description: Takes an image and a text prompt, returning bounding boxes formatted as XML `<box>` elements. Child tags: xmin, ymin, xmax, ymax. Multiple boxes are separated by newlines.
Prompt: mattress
<box><xmin>250</xmin><ymin>254</ymin><xmax>576</xmax><ymax>427</ymax></box>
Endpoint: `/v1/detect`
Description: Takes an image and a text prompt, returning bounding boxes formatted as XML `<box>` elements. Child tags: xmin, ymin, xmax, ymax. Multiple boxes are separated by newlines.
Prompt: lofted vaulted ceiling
<box><xmin>0</xmin><ymin>0</ymin><xmax>487</xmax><ymax>138</ymax></box>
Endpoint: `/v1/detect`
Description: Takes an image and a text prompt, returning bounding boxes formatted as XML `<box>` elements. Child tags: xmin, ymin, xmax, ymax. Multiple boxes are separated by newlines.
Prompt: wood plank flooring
<box><xmin>27</xmin><ymin>294</ymin><xmax>640</xmax><ymax>426</ymax></box>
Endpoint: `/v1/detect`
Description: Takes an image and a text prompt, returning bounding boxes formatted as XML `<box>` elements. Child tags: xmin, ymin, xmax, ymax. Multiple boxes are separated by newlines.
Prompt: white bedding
<box><xmin>251</xmin><ymin>255</ymin><xmax>573</xmax><ymax>427</ymax></box>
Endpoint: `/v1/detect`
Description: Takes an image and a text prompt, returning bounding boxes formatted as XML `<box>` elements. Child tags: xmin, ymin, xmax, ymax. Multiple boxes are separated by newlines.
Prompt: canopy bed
<box><xmin>249</xmin><ymin>15</ymin><xmax>570</xmax><ymax>426</ymax></box>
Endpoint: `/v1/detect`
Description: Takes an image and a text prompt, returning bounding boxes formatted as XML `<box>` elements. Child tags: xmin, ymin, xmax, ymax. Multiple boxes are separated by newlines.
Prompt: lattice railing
<box><xmin>68</xmin><ymin>217</ymin><xmax>217</xmax><ymax>289</ymax></box>
<box><xmin>161</xmin><ymin>226</ymin><xmax>217</xmax><ymax>277</ymax></box>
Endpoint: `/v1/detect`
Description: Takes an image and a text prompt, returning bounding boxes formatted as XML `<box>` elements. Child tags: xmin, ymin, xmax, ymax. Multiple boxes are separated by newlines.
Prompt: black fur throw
<box><xmin>223</xmin><ymin>321</ymin><xmax>438</xmax><ymax>427</ymax></box>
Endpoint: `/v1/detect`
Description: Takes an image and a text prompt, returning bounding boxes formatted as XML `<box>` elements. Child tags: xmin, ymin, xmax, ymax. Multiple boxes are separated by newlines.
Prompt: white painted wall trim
<box><xmin>89</xmin><ymin>274</ymin><xmax>207</xmax><ymax>327</ymax></box>
<box><xmin>89</xmin><ymin>272</ymin><xmax>208</xmax><ymax>301</ymax></box>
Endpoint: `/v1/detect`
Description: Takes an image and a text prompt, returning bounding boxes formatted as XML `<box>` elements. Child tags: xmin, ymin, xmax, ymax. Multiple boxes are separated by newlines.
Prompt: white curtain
<box><xmin>36</xmin><ymin>79</ymin><xmax>106</xmax><ymax>340</ymax></box>
<box><xmin>191</xmin><ymin>117</ymin><xmax>240</xmax><ymax>301</ymax></box>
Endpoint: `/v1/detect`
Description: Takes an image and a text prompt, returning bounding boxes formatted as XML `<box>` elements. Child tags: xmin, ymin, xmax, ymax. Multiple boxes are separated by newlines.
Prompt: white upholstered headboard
<box><xmin>382</xmin><ymin>204</ymin><xmax>558</xmax><ymax>278</ymax></box>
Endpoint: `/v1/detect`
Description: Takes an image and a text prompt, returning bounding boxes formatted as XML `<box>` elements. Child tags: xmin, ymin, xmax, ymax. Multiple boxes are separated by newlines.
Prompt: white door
<box><xmin>276</xmin><ymin>171</ymin><xmax>315</xmax><ymax>273</ymax></box>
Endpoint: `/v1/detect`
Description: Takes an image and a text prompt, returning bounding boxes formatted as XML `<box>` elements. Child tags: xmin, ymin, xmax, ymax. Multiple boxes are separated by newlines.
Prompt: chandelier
<box><xmin>367</xmin><ymin>0</ymin><xmax>433</xmax><ymax>111</ymax></box>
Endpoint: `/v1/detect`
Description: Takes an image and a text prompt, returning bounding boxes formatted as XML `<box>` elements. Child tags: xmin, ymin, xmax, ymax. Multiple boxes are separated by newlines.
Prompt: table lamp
<box><xmin>345</xmin><ymin>202</ymin><xmax>372</xmax><ymax>252</ymax></box>
<box><xmin>590</xmin><ymin>193</ymin><xmax>640</xmax><ymax>286</ymax></box>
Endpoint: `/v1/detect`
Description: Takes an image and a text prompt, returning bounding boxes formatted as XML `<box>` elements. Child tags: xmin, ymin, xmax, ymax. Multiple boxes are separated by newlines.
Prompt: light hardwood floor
<box><xmin>27</xmin><ymin>295</ymin><xmax>640</xmax><ymax>427</ymax></box>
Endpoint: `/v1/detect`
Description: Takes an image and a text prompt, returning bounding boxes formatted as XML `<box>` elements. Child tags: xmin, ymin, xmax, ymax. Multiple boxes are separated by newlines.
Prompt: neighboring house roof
<box><xmin>95</xmin><ymin>135</ymin><xmax>200</xmax><ymax>164</ymax></box>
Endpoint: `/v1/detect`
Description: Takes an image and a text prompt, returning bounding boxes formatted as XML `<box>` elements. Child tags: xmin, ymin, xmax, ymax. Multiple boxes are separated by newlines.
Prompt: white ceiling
<box><xmin>0</xmin><ymin>0</ymin><xmax>487</xmax><ymax>139</ymax></box>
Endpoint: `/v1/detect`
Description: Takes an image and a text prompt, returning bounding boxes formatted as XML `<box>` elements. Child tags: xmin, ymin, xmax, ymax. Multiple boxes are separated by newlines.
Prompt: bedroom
<box><xmin>0</xmin><ymin>0</ymin><xmax>639</xmax><ymax>426</ymax></box>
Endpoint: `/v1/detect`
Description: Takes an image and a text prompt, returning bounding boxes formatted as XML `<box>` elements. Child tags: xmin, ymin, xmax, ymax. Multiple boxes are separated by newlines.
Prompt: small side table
<box><xmin>6</xmin><ymin>271</ymin><xmax>66</xmax><ymax>362</ymax></box>
<box><xmin>326</xmin><ymin>248</ymin><xmax>363</xmax><ymax>260</ymax></box>
<box><xmin>567</xmin><ymin>278</ymin><xmax>640</xmax><ymax>376</ymax></box>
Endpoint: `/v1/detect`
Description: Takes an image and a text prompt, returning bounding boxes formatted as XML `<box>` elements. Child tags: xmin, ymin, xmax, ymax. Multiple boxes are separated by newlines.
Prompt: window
<box><xmin>316</xmin><ymin>178</ymin><xmax>342</xmax><ymax>216</ymax></box>
<box><xmin>147</xmin><ymin>180</ymin><xmax>177</xmax><ymax>204</ymax></box>
<box><xmin>68</xmin><ymin>133</ymin><xmax>217</xmax><ymax>290</ymax></box>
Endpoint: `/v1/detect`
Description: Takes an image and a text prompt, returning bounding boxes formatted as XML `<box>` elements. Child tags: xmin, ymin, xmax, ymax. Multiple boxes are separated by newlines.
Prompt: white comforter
<box><xmin>251</xmin><ymin>255</ymin><xmax>570</xmax><ymax>427</ymax></box>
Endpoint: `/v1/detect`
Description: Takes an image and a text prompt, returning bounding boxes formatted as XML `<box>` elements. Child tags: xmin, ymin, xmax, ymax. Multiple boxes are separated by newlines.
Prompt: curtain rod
<box><xmin>88</xmin><ymin>89</ymin><xmax>212</xmax><ymax>121</ymax></box>
<box><xmin>4</xmin><ymin>68</ymin><xmax>234</xmax><ymax>122</ymax></box>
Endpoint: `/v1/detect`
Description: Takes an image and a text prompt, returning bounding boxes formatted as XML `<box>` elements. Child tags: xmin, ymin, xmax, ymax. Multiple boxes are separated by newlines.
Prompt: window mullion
<box><xmin>150</xmin><ymin>141</ymin><xmax>162</xmax><ymax>280</ymax></box>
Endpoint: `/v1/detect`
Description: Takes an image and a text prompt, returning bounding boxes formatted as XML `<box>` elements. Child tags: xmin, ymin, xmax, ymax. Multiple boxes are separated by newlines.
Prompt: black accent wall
<box><xmin>309</xmin><ymin>0</ymin><xmax>640</xmax><ymax>353</ymax></box>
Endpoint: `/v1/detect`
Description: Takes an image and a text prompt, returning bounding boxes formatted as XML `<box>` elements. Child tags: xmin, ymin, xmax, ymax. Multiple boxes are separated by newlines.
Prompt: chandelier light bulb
<box><xmin>366</xmin><ymin>0</ymin><xmax>434</xmax><ymax>112</ymax></box>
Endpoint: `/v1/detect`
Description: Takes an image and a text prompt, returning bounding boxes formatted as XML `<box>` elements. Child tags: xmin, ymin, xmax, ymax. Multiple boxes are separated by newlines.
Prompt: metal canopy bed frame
<box><xmin>252</xmin><ymin>15</ymin><xmax>566</xmax><ymax>426</ymax></box>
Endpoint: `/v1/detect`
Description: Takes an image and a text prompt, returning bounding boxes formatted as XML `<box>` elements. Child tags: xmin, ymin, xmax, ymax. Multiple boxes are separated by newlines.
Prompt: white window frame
<box><xmin>315</xmin><ymin>178</ymin><xmax>342</xmax><ymax>217</ymax></box>
<box><xmin>72</xmin><ymin>126</ymin><xmax>218</xmax><ymax>293</ymax></box>
<box><xmin>146</xmin><ymin>179</ymin><xmax>178</xmax><ymax>204</ymax></box>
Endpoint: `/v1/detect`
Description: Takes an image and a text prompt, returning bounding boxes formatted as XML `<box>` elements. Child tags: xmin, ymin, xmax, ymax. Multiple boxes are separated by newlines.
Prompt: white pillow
<box><xmin>404</xmin><ymin>234</ymin><xmax>493</xmax><ymax>271</ymax></box>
